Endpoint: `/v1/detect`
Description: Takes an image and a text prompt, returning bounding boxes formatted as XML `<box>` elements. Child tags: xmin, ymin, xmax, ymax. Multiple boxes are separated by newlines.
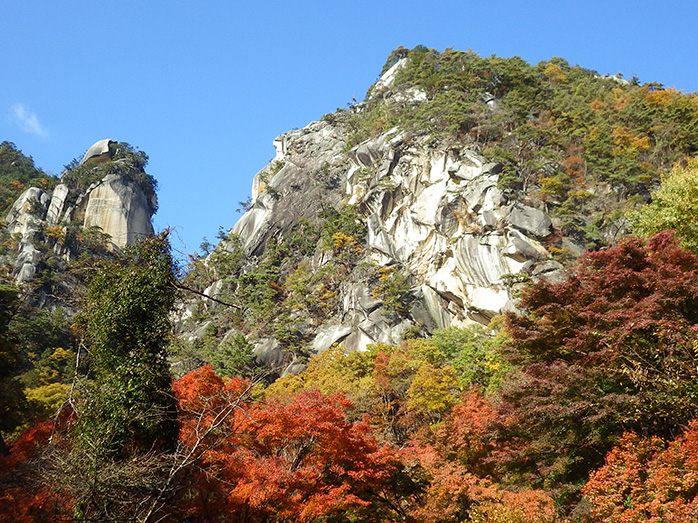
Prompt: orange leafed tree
<box><xmin>403</xmin><ymin>391</ymin><xmax>556</xmax><ymax>523</ymax></box>
<box><xmin>584</xmin><ymin>420</ymin><xmax>698</xmax><ymax>522</ymax></box>
<box><xmin>0</xmin><ymin>418</ymin><xmax>73</xmax><ymax>522</ymax></box>
<box><xmin>173</xmin><ymin>365</ymin><xmax>414</xmax><ymax>522</ymax></box>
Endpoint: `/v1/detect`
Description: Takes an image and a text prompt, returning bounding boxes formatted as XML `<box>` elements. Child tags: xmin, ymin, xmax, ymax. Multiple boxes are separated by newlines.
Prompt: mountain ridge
<box><xmin>171</xmin><ymin>45</ymin><xmax>698</xmax><ymax>378</ymax></box>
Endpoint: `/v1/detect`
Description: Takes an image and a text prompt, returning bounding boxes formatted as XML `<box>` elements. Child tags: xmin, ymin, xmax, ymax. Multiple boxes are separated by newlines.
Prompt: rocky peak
<box><xmin>178</xmin><ymin>111</ymin><xmax>564</xmax><ymax>377</ymax></box>
<box><xmin>180</xmin><ymin>44</ymin><xmax>692</xmax><ymax>378</ymax></box>
<box><xmin>3</xmin><ymin>140</ymin><xmax>156</xmax><ymax>284</ymax></box>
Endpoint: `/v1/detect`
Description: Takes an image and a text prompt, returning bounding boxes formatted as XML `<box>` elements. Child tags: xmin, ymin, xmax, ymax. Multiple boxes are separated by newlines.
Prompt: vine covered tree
<box><xmin>67</xmin><ymin>231</ymin><xmax>179</xmax><ymax>519</ymax></box>
<box><xmin>0</xmin><ymin>282</ymin><xmax>27</xmax><ymax>456</ymax></box>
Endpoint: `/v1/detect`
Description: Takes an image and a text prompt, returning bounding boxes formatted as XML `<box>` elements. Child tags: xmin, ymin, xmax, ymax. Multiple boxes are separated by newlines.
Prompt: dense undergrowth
<box><xmin>176</xmin><ymin>204</ymin><xmax>398</xmax><ymax>373</ymax></box>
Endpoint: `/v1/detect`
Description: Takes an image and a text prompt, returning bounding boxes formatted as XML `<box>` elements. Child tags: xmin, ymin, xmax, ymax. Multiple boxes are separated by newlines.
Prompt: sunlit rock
<box><xmin>178</xmin><ymin>97</ymin><xmax>564</xmax><ymax>356</ymax></box>
<box><xmin>79</xmin><ymin>139</ymin><xmax>115</xmax><ymax>166</ymax></box>
<box><xmin>76</xmin><ymin>174</ymin><xmax>154</xmax><ymax>247</ymax></box>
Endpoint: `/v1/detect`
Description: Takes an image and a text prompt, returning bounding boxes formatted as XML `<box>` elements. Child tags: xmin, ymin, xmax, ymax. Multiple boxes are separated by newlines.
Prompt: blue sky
<box><xmin>2</xmin><ymin>1</ymin><xmax>697</xmax><ymax>260</ymax></box>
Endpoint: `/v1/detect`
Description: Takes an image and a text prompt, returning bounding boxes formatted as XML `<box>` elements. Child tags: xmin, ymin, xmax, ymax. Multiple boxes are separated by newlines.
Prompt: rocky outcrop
<box><xmin>79</xmin><ymin>139</ymin><xmax>115</xmax><ymax>166</ymax></box>
<box><xmin>177</xmin><ymin>65</ymin><xmax>567</xmax><ymax>375</ymax></box>
<box><xmin>4</xmin><ymin>140</ymin><xmax>156</xmax><ymax>283</ymax></box>
<box><xmin>5</xmin><ymin>188</ymin><xmax>50</xmax><ymax>283</ymax></box>
<box><xmin>339</xmin><ymin>129</ymin><xmax>552</xmax><ymax>325</ymax></box>
<box><xmin>73</xmin><ymin>174</ymin><xmax>154</xmax><ymax>246</ymax></box>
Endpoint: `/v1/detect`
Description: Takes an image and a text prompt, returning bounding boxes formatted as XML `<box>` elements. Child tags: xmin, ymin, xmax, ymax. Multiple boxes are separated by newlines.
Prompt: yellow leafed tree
<box><xmin>631</xmin><ymin>157</ymin><xmax>698</xmax><ymax>251</ymax></box>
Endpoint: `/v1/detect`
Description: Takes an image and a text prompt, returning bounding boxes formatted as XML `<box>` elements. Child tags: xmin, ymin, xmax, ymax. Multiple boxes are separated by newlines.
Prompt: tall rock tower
<box><xmin>4</xmin><ymin>140</ymin><xmax>157</xmax><ymax>284</ymax></box>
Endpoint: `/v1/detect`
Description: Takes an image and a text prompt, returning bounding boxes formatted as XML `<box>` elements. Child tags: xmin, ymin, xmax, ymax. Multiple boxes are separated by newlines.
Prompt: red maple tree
<box><xmin>173</xmin><ymin>365</ymin><xmax>414</xmax><ymax>522</ymax></box>
<box><xmin>500</xmin><ymin>231</ymin><xmax>698</xmax><ymax>488</ymax></box>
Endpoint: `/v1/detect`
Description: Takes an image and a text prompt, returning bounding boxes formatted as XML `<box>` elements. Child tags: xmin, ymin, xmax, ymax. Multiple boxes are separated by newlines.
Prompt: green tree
<box><xmin>206</xmin><ymin>332</ymin><xmax>257</xmax><ymax>378</ymax></box>
<box><xmin>429</xmin><ymin>324</ymin><xmax>510</xmax><ymax>392</ymax></box>
<box><xmin>631</xmin><ymin>157</ymin><xmax>698</xmax><ymax>251</ymax></box>
<box><xmin>0</xmin><ymin>141</ymin><xmax>56</xmax><ymax>216</ymax></box>
<box><xmin>75</xmin><ymin>232</ymin><xmax>178</xmax><ymax>458</ymax></box>
<box><xmin>68</xmin><ymin>232</ymin><xmax>179</xmax><ymax>519</ymax></box>
<box><xmin>0</xmin><ymin>283</ymin><xmax>27</xmax><ymax>456</ymax></box>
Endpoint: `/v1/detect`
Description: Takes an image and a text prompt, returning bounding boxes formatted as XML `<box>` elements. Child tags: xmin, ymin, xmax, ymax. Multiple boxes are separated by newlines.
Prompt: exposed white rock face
<box><xmin>5</xmin><ymin>187</ymin><xmax>50</xmax><ymax>237</ymax></box>
<box><xmin>234</xmin><ymin>120</ymin><xmax>347</xmax><ymax>253</ymax></box>
<box><xmin>184</xmin><ymin>113</ymin><xmax>561</xmax><ymax>362</ymax></box>
<box><xmin>5</xmin><ymin>188</ymin><xmax>51</xmax><ymax>283</ymax></box>
<box><xmin>503</xmin><ymin>203</ymin><xmax>553</xmax><ymax>238</ymax></box>
<box><xmin>45</xmin><ymin>184</ymin><xmax>70</xmax><ymax>225</ymax></box>
<box><xmin>75</xmin><ymin>174</ymin><xmax>154</xmax><ymax>247</ymax></box>
<box><xmin>341</xmin><ymin>133</ymin><xmax>552</xmax><ymax>325</ymax></box>
<box><xmin>373</xmin><ymin>58</ymin><xmax>407</xmax><ymax>91</ymax></box>
<box><xmin>272</xmin><ymin>135</ymin><xmax>287</xmax><ymax>163</ymax></box>
<box><xmin>80</xmin><ymin>139</ymin><xmax>115</xmax><ymax>166</ymax></box>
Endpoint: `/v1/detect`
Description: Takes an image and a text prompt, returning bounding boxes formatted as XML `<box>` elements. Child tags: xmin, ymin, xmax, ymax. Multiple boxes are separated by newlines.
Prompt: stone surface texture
<box><xmin>79</xmin><ymin>139</ymin><xmax>115</xmax><ymax>166</ymax></box>
<box><xmin>177</xmin><ymin>64</ymin><xmax>566</xmax><ymax>376</ymax></box>
<box><xmin>74</xmin><ymin>174</ymin><xmax>154</xmax><ymax>246</ymax></box>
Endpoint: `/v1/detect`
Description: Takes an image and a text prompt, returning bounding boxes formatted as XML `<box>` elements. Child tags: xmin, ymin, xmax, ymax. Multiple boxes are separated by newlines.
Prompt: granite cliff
<box><xmin>177</xmin><ymin>59</ymin><xmax>583</xmax><ymax>376</ymax></box>
<box><xmin>4</xmin><ymin>47</ymin><xmax>690</xmax><ymax>381</ymax></box>
<box><xmin>177</xmin><ymin>46</ymin><xmax>697</xmax><ymax>377</ymax></box>
<box><xmin>2</xmin><ymin>140</ymin><xmax>156</xmax><ymax>296</ymax></box>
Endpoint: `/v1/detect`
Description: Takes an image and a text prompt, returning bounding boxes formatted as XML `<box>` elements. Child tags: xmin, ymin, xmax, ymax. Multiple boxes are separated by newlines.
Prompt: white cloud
<box><xmin>12</xmin><ymin>103</ymin><xmax>49</xmax><ymax>138</ymax></box>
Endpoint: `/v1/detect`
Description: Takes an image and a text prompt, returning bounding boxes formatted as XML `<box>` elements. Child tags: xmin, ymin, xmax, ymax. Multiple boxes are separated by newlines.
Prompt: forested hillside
<box><xmin>3</xmin><ymin>46</ymin><xmax>698</xmax><ymax>522</ymax></box>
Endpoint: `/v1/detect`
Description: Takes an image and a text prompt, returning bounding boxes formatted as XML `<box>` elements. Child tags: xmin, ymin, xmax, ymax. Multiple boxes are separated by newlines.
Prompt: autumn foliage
<box><xmin>7</xmin><ymin>231</ymin><xmax>698</xmax><ymax>521</ymax></box>
<box><xmin>173</xmin><ymin>365</ymin><xmax>413</xmax><ymax>522</ymax></box>
<box><xmin>584</xmin><ymin>421</ymin><xmax>698</xmax><ymax>521</ymax></box>
<box><xmin>500</xmin><ymin>231</ymin><xmax>698</xmax><ymax>488</ymax></box>
<box><xmin>402</xmin><ymin>390</ymin><xmax>556</xmax><ymax>523</ymax></box>
<box><xmin>0</xmin><ymin>418</ymin><xmax>72</xmax><ymax>522</ymax></box>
